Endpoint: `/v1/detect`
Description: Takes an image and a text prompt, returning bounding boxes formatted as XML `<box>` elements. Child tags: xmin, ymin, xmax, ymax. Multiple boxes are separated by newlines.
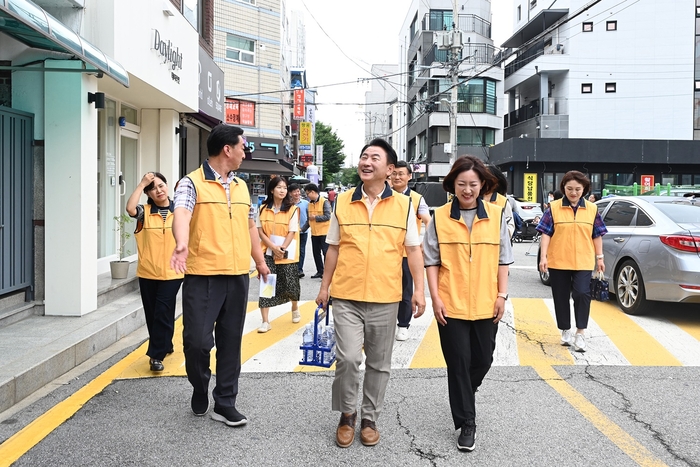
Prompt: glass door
<box><xmin>97</xmin><ymin>99</ymin><xmax>117</xmax><ymax>257</ymax></box>
<box><xmin>120</xmin><ymin>133</ymin><xmax>138</xmax><ymax>259</ymax></box>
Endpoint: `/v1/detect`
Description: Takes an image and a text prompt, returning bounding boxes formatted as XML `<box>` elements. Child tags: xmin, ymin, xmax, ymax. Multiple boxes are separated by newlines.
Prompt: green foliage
<box><xmin>339</xmin><ymin>166</ymin><xmax>361</xmax><ymax>187</ymax></box>
<box><xmin>113</xmin><ymin>214</ymin><xmax>133</xmax><ymax>261</ymax></box>
<box><xmin>315</xmin><ymin>121</ymin><xmax>345</xmax><ymax>180</ymax></box>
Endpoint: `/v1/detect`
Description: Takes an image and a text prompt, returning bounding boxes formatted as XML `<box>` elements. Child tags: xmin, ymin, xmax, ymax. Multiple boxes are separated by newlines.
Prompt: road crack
<box><xmin>396</xmin><ymin>396</ymin><xmax>447</xmax><ymax>466</ymax></box>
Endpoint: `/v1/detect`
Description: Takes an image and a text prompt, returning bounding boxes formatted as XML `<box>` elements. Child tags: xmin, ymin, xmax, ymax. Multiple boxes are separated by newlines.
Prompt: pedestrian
<box><xmin>256</xmin><ymin>177</ymin><xmax>301</xmax><ymax>333</ymax></box>
<box><xmin>316</xmin><ymin>138</ymin><xmax>426</xmax><ymax>448</ymax></box>
<box><xmin>422</xmin><ymin>155</ymin><xmax>513</xmax><ymax>452</ymax></box>
<box><xmin>126</xmin><ymin>172</ymin><xmax>183</xmax><ymax>372</ymax></box>
<box><xmin>482</xmin><ymin>165</ymin><xmax>516</xmax><ymax>239</ymax></box>
<box><xmin>390</xmin><ymin>160</ymin><xmax>431</xmax><ymax>342</ymax></box>
<box><xmin>536</xmin><ymin>170</ymin><xmax>607</xmax><ymax>352</ymax></box>
<box><xmin>171</xmin><ymin>124</ymin><xmax>270</xmax><ymax>427</ymax></box>
<box><xmin>288</xmin><ymin>183</ymin><xmax>309</xmax><ymax>278</ymax></box>
<box><xmin>327</xmin><ymin>187</ymin><xmax>337</xmax><ymax>208</ymax></box>
<box><xmin>302</xmin><ymin>183</ymin><xmax>331</xmax><ymax>279</ymax></box>
<box><xmin>588</xmin><ymin>192</ymin><xmax>601</xmax><ymax>202</ymax></box>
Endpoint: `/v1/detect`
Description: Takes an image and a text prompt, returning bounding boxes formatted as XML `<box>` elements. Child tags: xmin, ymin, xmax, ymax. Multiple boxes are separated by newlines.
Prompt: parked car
<box><xmin>536</xmin><ymin>196</ymin><xmax>700</xmax><ymax>314</ymax></box>
<box><xmin>510</xmin><ymin>195</ymin><xmax>544</xmax><ymax>222</ymax></box>
<box><xmin>409</xmin><ymin>181</ymin><xmax>451</xmax><ymax>216</ymax></box>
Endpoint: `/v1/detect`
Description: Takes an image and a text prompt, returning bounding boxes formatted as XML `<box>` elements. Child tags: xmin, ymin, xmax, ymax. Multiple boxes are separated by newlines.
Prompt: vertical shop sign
<box><xmin>640</xmin><ymin>175</ymin><xmax>654</xmax><ymax>193</ymax></box>
<box><xmin>225</xmin><ymin>99</ymin><xmax>256</xmax><ymax>126</ymax></box>
<box><xmin>299</xmin><ymin>122</ymin><xmax>312</xmax><ymax>145</ymax></box>
<box><xmin>294</xmin><ymin>89</ymin><xmax>305</xmax><ymax>119</ymax></box>
<box><xmin>240</xmin><ymin>101</ymin><xmax>255</xmax><ymax>126</ymax></box>
<box><xmin>524</xmin><ymin>173</ymin><xmax>537</xmax><ymax>202</ymax></box>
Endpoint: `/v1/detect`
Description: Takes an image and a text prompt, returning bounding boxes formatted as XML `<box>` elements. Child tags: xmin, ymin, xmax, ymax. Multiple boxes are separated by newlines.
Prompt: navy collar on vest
<box><xmin>450</xmin><ymin>196</ymin><xmax>489</xmax><ymax>220</ymax></box>
<box><xmin>202</xmin><ymin>160</ymin><xmax>237</xmax><ymax>183</ymax></box>
<box><xmin>149</xmin><ymin>199</ymin><xmax>175</xmax><ymax>214</ymax></box>
<box><xmin>561</xmin><ymin>196</ymin><xmax>586</xmax><ymax>208</ymax></box>
<box><xmin>489</xmin><ymin>191</ymin><xmax>498</xmax><ymax>203</ymax></box>
<box><xmin>351</xmin><ymin>182</ymin><xmax>393</xmax><ymax>202</ymax></box>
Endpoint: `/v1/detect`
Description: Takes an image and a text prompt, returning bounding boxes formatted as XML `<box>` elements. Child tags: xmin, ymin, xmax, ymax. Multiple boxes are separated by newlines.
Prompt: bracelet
<box><xmin>596</xmin><ymin>254</ymin><xmax>604</xmax><ymax>259</ymax></box>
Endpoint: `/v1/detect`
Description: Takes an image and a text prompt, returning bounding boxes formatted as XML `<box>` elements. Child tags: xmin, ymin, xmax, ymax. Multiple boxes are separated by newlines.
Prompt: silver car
<box><xmin>510</xmin><ymin>195</ymin><xmax>544</xmax><ymax>222</ymax></box>
<box><xmin>596</xmin><ymin>196</ymin><xmax>700</xmax><ymax>314</ymax></box>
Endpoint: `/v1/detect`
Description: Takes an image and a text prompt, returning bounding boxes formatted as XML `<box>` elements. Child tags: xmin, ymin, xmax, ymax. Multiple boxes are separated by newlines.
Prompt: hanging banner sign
<box><xmin>524</xmin><ymin>173</ymin><xmax>537</xmax><ymax>202</ymax></box>
<box><xmin>299</xmin><ymin>122</ymin><xmax>312</xmax><ymax>145</ymax></box>
<box><xmin>293</xmin><ymin>89</ymin><xmax>305</xmax><ymax>120</ymax></box>
<box><xmin>640</xmin><ymin>175</ymin><xmax>654</xmax><ymax>193</ymax></box>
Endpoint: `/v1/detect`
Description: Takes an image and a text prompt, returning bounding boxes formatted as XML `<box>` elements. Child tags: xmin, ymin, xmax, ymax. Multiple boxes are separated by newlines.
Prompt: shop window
<box><xmin>581</xmin><ymin>83</ymin><xmax>592</xmax><ymax>93</ymax></box>
<box><xmin>606</xmin><ymin>20</ymin><xmax>617</xmax><ymax>31</ymax></box>
<box><xmin>582</xmin><ymin>22</ymin><xmax>593</xmax><ymax>32</ymax></box>
<box><xmin>605</xmin><ymin>83</ymin><xmax>617</xmax><ymax>93</ymax></box>
<box><xmin>120</xmin><ymin>104</ymin><xmax>138</xmax><ymax>125</ymax></box>
<box><xmin>226</xmin><ymin>34</ymin><xmax>255</xmax><ymax>64</ymax></box>
<box><xmin>183</xmin><ymin>0</ymin><xmax>200</xmax><ymax>31</ymax></box>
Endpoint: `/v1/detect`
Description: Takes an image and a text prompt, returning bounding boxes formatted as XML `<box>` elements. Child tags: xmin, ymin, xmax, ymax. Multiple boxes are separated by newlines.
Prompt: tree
<box><xmin>339</xmin><ymin>166</ymin><xmax>360</xmax><ymax>187</ymax></box>
<box><xmin>315</xmin><ymin>121</ymin><xmax>345</xmax><ymax>180</ymax></box>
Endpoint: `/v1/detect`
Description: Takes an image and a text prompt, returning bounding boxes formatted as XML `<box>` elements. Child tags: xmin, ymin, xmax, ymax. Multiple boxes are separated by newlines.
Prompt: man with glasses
<box><xmin>171</xmin><ymin>124</ymin><xmax>269</xmax><ymax>427</ymax></box>
<box><xmin>391</xmin><ymin>161</ymin><xmax>431</xmax><ymax>341</ymax></box>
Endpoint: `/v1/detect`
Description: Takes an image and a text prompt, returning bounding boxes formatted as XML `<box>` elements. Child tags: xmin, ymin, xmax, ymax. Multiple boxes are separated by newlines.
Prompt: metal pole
<box><xmin>449</xmin><ymin>0</ymin><xmax>460</xmax><ymax>166</ymax></box>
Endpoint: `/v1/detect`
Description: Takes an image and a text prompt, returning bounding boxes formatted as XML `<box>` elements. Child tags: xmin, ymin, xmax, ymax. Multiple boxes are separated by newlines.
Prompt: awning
<box><xmin>501</xmin><ymin>9</ymin><xmax>568</xmax><ymax>49</ymax></box>
<box><xmin>0</xmin><ymin>0</ymin><xmax>129</xmax><ymax>87</ymax></box>
<box><xmin>238</xmin><ymin>158</ymin><xmax>294</xmax><ymax>176</ymax></box>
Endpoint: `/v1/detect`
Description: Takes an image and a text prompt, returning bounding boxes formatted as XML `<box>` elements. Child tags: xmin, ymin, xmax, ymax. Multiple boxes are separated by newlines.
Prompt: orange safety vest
<box><xmin>308</xmin><ymin>196</ymin><xmax>330</xmax><ymax>236</ymax></box>
<box><xmin>134</xmin><ymin>202</ymin><xmax>183</xmax><ymax>281</ymax></box>
<box><xmin>258</xmin><ymin>204</ymin><xmax>300</xmax><ymax>265</ymax></box>
<box><xmin>547</xmin><ymin>198</ymin><xmax>597</xmax><ymax>271</ymax></box>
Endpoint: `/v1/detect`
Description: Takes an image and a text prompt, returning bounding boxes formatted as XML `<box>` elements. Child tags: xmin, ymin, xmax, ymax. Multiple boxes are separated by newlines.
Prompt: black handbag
<box><xmin>590</xmin><ymin>271</ymin><xmax>609</xmax><ymax>301</ymax></box>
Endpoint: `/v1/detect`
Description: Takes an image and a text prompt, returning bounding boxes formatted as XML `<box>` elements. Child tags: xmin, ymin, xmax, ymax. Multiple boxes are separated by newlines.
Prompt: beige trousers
<box><xmin>331</xmin><ymin>299</ymin><xmax>399</xmax><ymax>422</ymax></box>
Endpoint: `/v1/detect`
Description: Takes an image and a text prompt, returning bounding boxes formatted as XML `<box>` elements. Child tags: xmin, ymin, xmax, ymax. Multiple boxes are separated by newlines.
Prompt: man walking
<box><xmin>316</xmin><ymin>138</ymin><xmax>426</xmax><ymax>448</ymax></box>
<box><xmin>390</xmin><ymin>160</ymin><xmax>431</xmax><ymax>341</ymax></box>
<box><xmin>288</xmin><ymin>183</ymin><xmax>309</xmax><ymax>278</ymax></box>
<box><xmin>171</xmin><ymin>124</ymin><xmax>269</xmax><ymax>427</ymax></box>
<box><xmin>302</xmin><ymin>183</ymin><xmax>331</xmax><ymax>279</ymax></box>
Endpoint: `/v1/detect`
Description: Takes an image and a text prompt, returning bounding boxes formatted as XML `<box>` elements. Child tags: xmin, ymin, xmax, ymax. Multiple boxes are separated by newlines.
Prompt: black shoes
<box><xmin>211</xmin><ymin>405</ymin><xmax>248</xmax><ymax>427</ymax></box>
<box><xmin>310</xmin><ymin>272</ymin><xmax>323</xmax><ymax>279</ymax></box>
<box><xmin>149</xmin><ymin>358</ymin><xmax>164</xmax><ymax>372</ymax></box>
<box><xmin>457</xmin><ymin>422</ymin><xmax>476</xmax><ymax>452</ymax></box>
<box><xmin>298</xmin><ymin>272</ymin><xmax>305</xmax><ymax>278</ymax></box>
<box><xmin>191</xmin><ymin>391</ymin><xmax>209</xmax><ymax>416</ymax></box>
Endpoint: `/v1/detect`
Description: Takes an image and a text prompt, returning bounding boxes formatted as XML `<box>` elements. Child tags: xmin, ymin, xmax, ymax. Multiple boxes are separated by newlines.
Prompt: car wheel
<box><xmin>614</xmin><ymin>259</ymin><xmax>649</xmax><ymax>315</ymax></box>
<box><xmin>537</xmin><ymin>248</ymin><xmax>550</xmax><ymax>286</ymax></box>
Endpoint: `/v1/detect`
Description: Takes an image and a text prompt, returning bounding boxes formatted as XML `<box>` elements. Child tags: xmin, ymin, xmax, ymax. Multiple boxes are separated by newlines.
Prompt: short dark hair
<box><xmin>207</xmin><ymin>124</ymin><xmax>244</xmax><ymax>157</ymax></box>
<box><xmin>144</xmin><ymin>172</ymin><xmax>167</xmax><ymax>205</ymax></box>
<box><xmin>304</xmin><ymin>183</ymin><xmax>319</xmax><ymax>193</ymax></box>
<box><xmin>288</xmin><ymin>183</ymin><xmax>301</xmax><ymax>193</ymax></box>
<box><xmin>553</xmin><ymin>190</ymin><xmax>563</xmax><ymax>200</ymax></box>
<box><xmin>360</xmin><ymin>138</ymin><xmax>397</xmax><ymax>166</ymax></box>
<box><xmin>442</xmin><ymin>156</ymin><xmax>496</xmax><ymax>195</ymax></box>
<box><xmin>395</xmin><ymin>160</ymin><xmax>412</xmax><ymax>174</ymax></box>
<box><xmin>559</xmin><ymin>170</ymin><xmax>591</xmax><ymax>195</ymax></box>
<box><xmin>486</xmin><ymin>165</ymin><xmax>508</xmax><ymax>196</ymax></box>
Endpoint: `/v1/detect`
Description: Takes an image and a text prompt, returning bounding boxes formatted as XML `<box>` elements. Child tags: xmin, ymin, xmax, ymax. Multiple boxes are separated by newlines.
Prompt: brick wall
<box><xmin>170</xmin><ymin>0</ymin><xmax>181</xmax><ymax>11</ymax></box>
<box><xmin>200</xmin><ymin>0</ymin><xmax>214</xmax><ymax>57</ymax></box>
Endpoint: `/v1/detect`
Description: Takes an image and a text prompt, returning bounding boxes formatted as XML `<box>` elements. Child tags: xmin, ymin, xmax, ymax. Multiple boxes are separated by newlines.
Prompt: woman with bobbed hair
<box><xmin>422</xmin><ymin>155</ymin><xmax>513</xmax><ymax>452</ymax></box>
<box><xmin>536</xmin><ymin>170</ymin><xmax>607</xmax><ymax>352</ymax></box>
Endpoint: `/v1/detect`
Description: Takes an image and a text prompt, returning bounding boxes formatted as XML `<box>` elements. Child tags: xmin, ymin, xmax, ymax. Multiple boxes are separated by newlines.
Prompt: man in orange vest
<box><xmin>171</xmin><ymin>124</ymin><xmax>269</xmax><ymax>427</ymax></box>
<box><xmin>302</xmin><ymin>183</ymin><xmax>331</xmax><ymax>278</ymax></box>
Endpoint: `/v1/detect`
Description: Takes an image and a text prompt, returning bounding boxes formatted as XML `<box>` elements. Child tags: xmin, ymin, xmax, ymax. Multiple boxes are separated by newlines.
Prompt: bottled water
<box><xmin>302</xmin><ymin>325</ymin><xmax>314</xmax><ymax>362</ymax></box>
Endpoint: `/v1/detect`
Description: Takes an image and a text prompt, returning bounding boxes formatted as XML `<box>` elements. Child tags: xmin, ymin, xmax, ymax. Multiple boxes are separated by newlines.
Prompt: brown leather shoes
<box><xmin>360</xmin><ymin>419</ymin><xmax>380</xmax><ymax>446</ymax></box>
<box><xmin>336</xmin><ymin>412</ymin><xmax>357</xmax><ymax>448</ymax></box>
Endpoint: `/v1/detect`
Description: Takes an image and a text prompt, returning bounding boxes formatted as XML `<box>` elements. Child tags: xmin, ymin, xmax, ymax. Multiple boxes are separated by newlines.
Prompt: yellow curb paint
<box><xmin>409</xmin><ymin>319</ymin><xmax>446</xmax><ymax>368</ymax></box>
<box><xmin>247</xmin><ymin>301</ymin><xmax>259</xmax><ymax>313</ymax></box>
<box><xmin>118</xmin><ymin>318</ymin><xmax>189</xmax><ymax>379</ymax></box>
<box><xmin>512</xmin><ymin>298</ymin><xmax>574</xmax><ymax>366</ymax></box>
<box><xmin>241</xmin><ymin>300</ymin><xmax>318</xmax><ymax>364</ymax></box>
<box><xmin>590</xmin><ymin>301</ymin><xmax>681</xmax><ymax>366</ymax></box>
<box><xmin>533</xmin><ymin>365</ymin><xmax>668</xmax><ymax>467</ymax></box>
<box><xmin>0</xmin><ymin>340</ymin><xmax>148</xmax><ymax>467</ymax></box>
<box><xmin>668</xmin><ymin>315</ymin><xmax>700</xmax><ymax>343</ymax></box>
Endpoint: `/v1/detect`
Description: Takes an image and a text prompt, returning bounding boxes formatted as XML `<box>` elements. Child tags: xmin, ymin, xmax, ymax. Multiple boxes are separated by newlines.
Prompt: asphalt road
<box><xmin>1</xmin><ymin>241</ymin><xmax>699</xmax><ymax>467</ymax></box>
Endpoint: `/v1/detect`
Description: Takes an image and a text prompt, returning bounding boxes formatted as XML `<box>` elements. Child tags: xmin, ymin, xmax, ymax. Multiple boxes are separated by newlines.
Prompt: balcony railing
<box><xmin>436</xmin><ymin>95</ymin><xmax>497</xmax><ymax>115</ymax></box>
<box><xmin>504</xmin><ymin>38</ymin><xmax>544</xmax><ymax>78</ymax></box>
<box><xmin>422</xmin><ymin>13</ymin><xmax>491</xmax><ymax>38</ymax></box>
<box><xmin>504</xmin><ymin>100</ymin><xmax>540</xmax><ymax>128</ymax></box>
<box><xmin>424</xmin><ymin>43</ymin><xmax>498</xmax><ymax>66</ymax></box>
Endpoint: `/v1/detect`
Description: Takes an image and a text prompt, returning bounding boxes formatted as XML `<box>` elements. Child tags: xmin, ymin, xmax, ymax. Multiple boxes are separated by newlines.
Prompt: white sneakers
<box><xmin>292</xmin><ymin>309</ymin><xmax>301</xmax><ymax>323</ymax></box>
<box><xmin>561</xmin><ymin>329</ymin><xmax>586</xmax><ymax>352</ymax></box>
<box><xmin>395</xmin><ymin>327</ymin><xmax>409</xmax><ymax>341</ymax></box>
<box><xmin>257</xmin><ymin>322</ymin><xmax>271</xmax><ymax>333</ymax></box>
<box><xmin>560</xmin><ymin>329</ymin><xmax>574</xmax><ymax>346</ymax></box>
<box><xmin>573</xmin><ymin>333</ymin><xmax>587</xmax><ymax>352</ymax></box>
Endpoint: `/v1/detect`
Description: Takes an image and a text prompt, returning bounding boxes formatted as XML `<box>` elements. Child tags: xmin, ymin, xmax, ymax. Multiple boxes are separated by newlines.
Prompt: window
<box><xmin>605</xmin><ymin>82</ymin><xmax>617</xmax><ymax>93</ymax></box>
<box><xmin>182</xmin><ymin>0</ymin><xmax>200</xmax><ymax>31</ymax></box>
<box><xmin>120</xmin><ymin>104</ymin><xmax>138</xmax><ymax>125</ymax></box>
<box><xmin>582</xmin><ymin>22</ymin><xmax>593</xmax><ymax>32</ymax></box>
<box><xmin>530</xmin><ymin>0</ymin><xmax>537</xmax><ymax>9</ymax></box>
<box><xmin>429</xmin><ymin>10</ymin><xmax>452</xmax><ymax>30</ymax></box>
<box><xmin>606</xmin><ymin>20</ymin><xmax>617</xmax><ymax>31</ymax></box>
<box><xmin>636</xmin><ymin>210</ymin><xmax>653</xmax><ymax>227</ymax></box>
<box><xmin>226</xmin><ymin>34</ymin><xmax>255</xmax><ymax>64</ymax></box>
<box><xmin>457</xmin><ymin>128</ymin><xmax>495</xmax><ymax>146</ymax></box>
<box><xmin>517</xmin><ymin>5</ymin><xmax>521</xmax><ymax>21</ymax></box>
<box><xmin>240</xmin><ymin>0</ymin><xmax>255</xmax><ymax>3</ymax></box>
<box><xmin>582</xmin><ymin>83</ymin><xmax>592</xmax><ymax>93</ymax></box>
<box><xmin>597</xmin><ymin>201</ymin><xmax>610</xmax><ymax>216</ymax></box>
<box><xmin>604</xmin><ymin>201</ymin><xmax>636</xmax><ymax>227</ymax></box>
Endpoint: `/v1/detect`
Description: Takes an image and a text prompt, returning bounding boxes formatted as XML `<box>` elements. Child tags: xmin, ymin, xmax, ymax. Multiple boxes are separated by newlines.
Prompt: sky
<box><xmin>286</xmin><ymin>0</ymin><xmax>514</xmax><ymax>167</ymax></box>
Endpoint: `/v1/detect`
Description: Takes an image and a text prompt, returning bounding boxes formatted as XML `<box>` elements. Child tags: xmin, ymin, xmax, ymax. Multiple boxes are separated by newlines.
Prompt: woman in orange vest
<box><xmin>536</xmin><ymin>171</ymin><xmax>607</xmax><ymax>352</ymax></box>
<box><xmin>126</xmin><ymin>172</ymin><xmax>183</xmax><ymax>372</ymax></box>
<box><xmin>423</xmin><ymin>156</ymin><xmax>513</xmax><ymax>452</ymax></box>
<box><xmin>256</xmin><ymin>177</ymin><xmax>301</xmax><ymax>333</ymax></box>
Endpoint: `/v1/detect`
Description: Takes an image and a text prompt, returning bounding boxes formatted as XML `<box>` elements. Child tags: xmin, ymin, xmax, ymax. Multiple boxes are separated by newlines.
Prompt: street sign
<box><xmin>299</xmin><ymin>145</ymin><xmax>311</xmax><ymax>151</ymax></box>
<box><xmin>524</xmin><ymin>173</ymin><xmax>537</xmax><ymax>202</ymax></box>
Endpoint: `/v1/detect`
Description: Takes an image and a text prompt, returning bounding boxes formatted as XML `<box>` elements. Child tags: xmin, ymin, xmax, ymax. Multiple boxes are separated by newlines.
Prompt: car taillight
<box><xmin>522</xmin><ymin>206</ymin><xmax>534</xmax><ymax>209</ymax></box>
<box><xmin>660</xmin><ymin>235</ymin><xmax>700</xmax><ymax>253</ymax></box>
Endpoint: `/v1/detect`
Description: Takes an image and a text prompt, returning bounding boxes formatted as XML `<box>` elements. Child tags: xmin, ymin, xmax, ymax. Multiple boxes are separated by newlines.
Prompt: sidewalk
<box><xmin>0</xmin><ymin>263</ymin><xmax>146</xmax><ymax>413</ymax></box>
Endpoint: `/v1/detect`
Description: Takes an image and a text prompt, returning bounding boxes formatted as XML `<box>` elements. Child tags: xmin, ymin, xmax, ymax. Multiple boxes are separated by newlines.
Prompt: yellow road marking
<box><xmin>512</xmin><ymin>298</ymin><xmax>574</xmax><ymax>366</ymax></box>
<box><xmin>247</xmin><ymin>301</ymin><xmax>259</xmax><ymax>313</ymax></box>
<box><xmin>668</xmin><ymin>315</ymin><xmax>700</xmax><ymax>343</ymax></box>
<box><xmin>533</xmin><ymin>365</ymin><xmax>668</xmax><ymax>467</ymax></box>
<box><xmin>590</xmin><ymin>301</ymin><xmax>681</xmax><ymax>366</ymax></box>
<box><xmin>409</xmin><ymin>319</ymin><xmax>446</xmax><ymax>368</ymax></box>
<box><xmin>0</xmin><ymin>341</ymin><xmax>148</xmax><ymax>467</ymax></box>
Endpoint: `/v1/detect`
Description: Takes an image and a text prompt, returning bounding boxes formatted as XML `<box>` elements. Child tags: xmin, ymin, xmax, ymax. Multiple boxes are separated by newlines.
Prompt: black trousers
<box><xmin>298</xmin><ymin>232</ymin><xmax>308</xmax><ymax>273</ymax></box>
<box><xmin>311</xmin><ymin>235</ymin><xmax>328</xmax><ymax>274</ymax></box>
<box><xmin>138</xmin><ymin>277</ymin><xmax>182</xmax><ymax>361</ymax></box>
<box><xmin>182</xmin><ymin>274</ymin><xmax>249</xmax><ymax>408</ymax></box>
<box><xmin>438</xmin><ymin>317</ymin><xmax>497</xmax><ymax>429</ymax></box>
<box><xmin>548</xmin><ymin>269</ymin><xmax>591</xmax><ymax>330</ymax></box>
<box><xmin>397</xmin><ymin>257</ymin><xmax>413</xmax><ymax>328</ymax></box>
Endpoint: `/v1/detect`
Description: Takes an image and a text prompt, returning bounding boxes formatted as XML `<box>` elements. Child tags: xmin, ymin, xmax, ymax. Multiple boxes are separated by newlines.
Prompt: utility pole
<box><xmin>448</xmin><ymin>0</ymin><xmax>461</xmax><ymax>166</ymax></box>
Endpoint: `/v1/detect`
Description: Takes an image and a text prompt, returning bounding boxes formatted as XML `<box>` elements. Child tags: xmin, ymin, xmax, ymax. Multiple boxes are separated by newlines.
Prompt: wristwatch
<box><xmin>596</xmin><ymin>254</ymin><xmax>604</xmax><ymax>260</ymax></box>
<box><xmin>497</xmin><ymin>293</ymin><xmax>508</xmax><ymax>300</ymax></box>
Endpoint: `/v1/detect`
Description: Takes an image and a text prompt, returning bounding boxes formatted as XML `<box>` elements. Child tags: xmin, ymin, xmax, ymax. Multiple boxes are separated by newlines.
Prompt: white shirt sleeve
<box><xmin>404</xmin><ymin>201</ymin><xmax>420</xmax><ymax>246</ymax></box>
<box><xmin>325</xmin><ymin>211</ymin><xmax>341</xmax><ymax>245</ymax></box>
<box><xmin>417</xmin><ymin>196</ymin><xmax>430</xmax><ymax>216</ymax></box>
<box><xmin>288</xmin><ymin>208</ymin><xmax>300</xmax><ymax>232</ymax></box>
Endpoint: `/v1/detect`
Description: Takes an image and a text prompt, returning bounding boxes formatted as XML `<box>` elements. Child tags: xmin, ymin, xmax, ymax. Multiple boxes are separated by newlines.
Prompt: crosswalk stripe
<box><xmin>409</xmin><ymin>318</ymin><xmax>446</xmax><ymax>368</ymax></box>
<box><xmin>494</xmin><ymin>301</ymin><xmax>519</xmax><ymax>366</ymax></box>
<box><xmin>589</xmin><ymin>301</ymin><xmax>681</xmax><ymax>366</ymax></box>
<box><xmin>626</xmin><ymin>313</ymin><xmax>700</xmax><ymax>366</ymax></box>
<box><xmin>512</xmin><ymin>298</ymin><xmax>574</xmax><ymax>366</ymax></box>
